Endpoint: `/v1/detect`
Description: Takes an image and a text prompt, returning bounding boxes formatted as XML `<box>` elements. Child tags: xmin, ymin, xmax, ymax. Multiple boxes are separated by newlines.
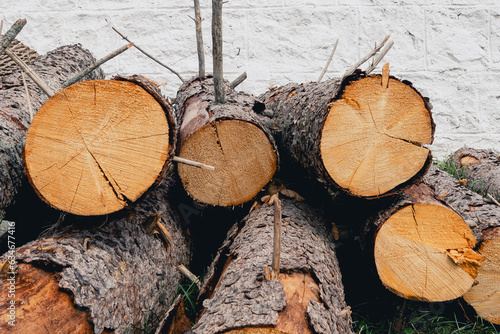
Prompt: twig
<box><xmin>21</xmin><ymin>72</ymin><xmax>33</xmax><ymax>121</ymax></box>
<box><xmin>381</xmin><ymin>62</ymin><xmax>390</xmax><ymax>89</ymax></box>
<box><xmin>111</xmin><ymin>26</ymin><xmax>185</xmax><ymax>82</ymax></box>
<box><xmin>178</xmin><ymin>264</ymin><xmax>201</xmax><ymax>289</ymax></box>
<box><xmin>62</xmin><ymin>42</ymin><xmax>133</xmax><ymax>88</ymax></box>
<box><xmin>0</xmin><ymin>18</ymin><xmax>27</xmax><ymax>57</ymax></box>
<box><xmin>155</xmin><ymin>218</ymin><xmax>172</xmax><ymax>249</ymax></box>
<box><xmin>230</xmin><ymin>71</ymin><xmax>247</xmax><ymax>89</ymax></box>
<box><xmin>271</xmin><ymin>194</ymin><xmax>282</xmax><ymax>280</ymax></box>
<box><xmin>317</xmin><ymin>38</ymin><xmax>339</xmax><ymax>83</ymax></box>
<box><xmin>487</xmin><ymin>194</ymin><xmax>500</xmax><ymax>206</ymax></box>
<box><xmin>212</xmin><ymin>0</ymin><xmax>225</xmax><ymax>104</ymax></box>
<box><xmin>4</xmin><ymin>48</ymin><xmax>55</xmax><ymax>97</ymax></box>
<box><xmin>173</xmin><ymin>156</ymin><xmax>215</xmax><ymax>171</ymax></box>
<box><xmin>343</xmin><ymin>34</ymin><xmax>391</xmax><ymax>78</ymax></box>
<box><xmin>0</xmin><ymin>20</ymin><xmax>3</xmax><ymax>34</ymax></box>
<box><xmin>365</xmin><ymin>40</ymin><xmax>394</xmax><ymax>74</ymax></box>
<box><xmin>194</xmin><ymin>0</ymin><xmax>205</xmax><ymax>78</ymax></box>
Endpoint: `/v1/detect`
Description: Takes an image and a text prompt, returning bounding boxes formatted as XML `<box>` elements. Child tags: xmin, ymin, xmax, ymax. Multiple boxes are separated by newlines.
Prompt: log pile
<box><xmin>0</xmin><ymin>11</ymin><xmax>499</xmax><ymax>334</ymax></box>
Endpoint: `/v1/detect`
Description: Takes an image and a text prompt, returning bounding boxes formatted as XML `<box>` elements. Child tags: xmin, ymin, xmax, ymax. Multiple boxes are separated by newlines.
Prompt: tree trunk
<box><xmin>0</xmin><ymin>177</ymin><xmax>191</xmax><ymax>333</ymax></box>
<box><xmin>423</xmin><ymin>165</ymin><xmax>500</xmax><ymax>325</ymax></box>
<box><xmin>0</xmin><ymin>44</ymin><xmax>104</xmax><ymax>219</ymax></box>
<box><xmin>190</xmin><ymin>198</ymin><xmax>352</xmax><ymax>334</ymax></box>
<box><xmin>447</xmin><ymin>147</ymin><xmax>500</xmax><ymax>201</ymax></box>
<box><xmin>258</xmin><ymin>73</ymin><xmax>434</xmax><ymax>198</ymax></box>
<box><xmin>175</xmin><ymin>76</ymin><xmax>278</xmax><ymax>206</ymax></box>
<box><xmin>24</xmin><ymin>75</ymin><xmax>176</xmax><ymax>216</ymax></box>
<box><xmin>367</xmin><ymin>182</ymin><xmax>482</xmax><ymax>302</ymax></box>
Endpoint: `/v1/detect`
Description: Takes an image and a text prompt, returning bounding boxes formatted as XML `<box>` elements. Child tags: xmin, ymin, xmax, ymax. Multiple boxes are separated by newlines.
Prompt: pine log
<box><xmin>258</xmin><ymin>73</ymin><xmax>434</xmax><ymax>198</ymax></box>
<box><xmin>0</xmin><ymin>44</ymin><xmax>104</xmax><ymax>219</ymax></box>
<box><xmin>447</xmin><ymin>147</ymin><xmax>500</xmax><ymax>201</ymax></box>
<box><xmin>423</xmin><ymin>166</ymin><xmax>500</xmax><ymax>324</ymax></box>
<box><xmin>368</xmin><ymin>182</ymin><xmax>483</xmax><ymax>302</ymax></box>
<box><xmin>175</xmin><ymin>76</ymin><xmax>278</xmax><ymax>206</ymax></box>
<box><xmin>190</xmin><ymin>198</ymin><xmax>352</xmax><ymax>334</ymax></box>
<box><xmin>24</xmin><ymin>75</ymin><xmax>176</xmax><ymax>216</ymax></box>
<box><xmin>0</xmin><ymin>177</ymin><xmax>191</xmax><ymax>333</ymax></box>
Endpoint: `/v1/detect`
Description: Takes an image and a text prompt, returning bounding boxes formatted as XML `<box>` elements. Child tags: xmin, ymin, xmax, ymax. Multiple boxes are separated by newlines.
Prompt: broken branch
<box><xmin>212</xmin><ymin>0</ymin><xmax>225</xmax><ymax>104</ymax></box>
<box><xmin>62</xmin><ymin>42</ymin><xmax>133</xmax><ymax>88</ymax></box>
<box><xmin>21</xmin><ymin>72</ymin><xmax>33</xmax><ymax>121</ymax></box>
<box><xmin>271</xmin><ymin>194</ymin><xmax>282</xmax><ymax>280</ymax></box>
<box><xmin>230</xmin><ymin>71</ymin><xmax>247</xmax><ymax>89</ymax></box>
<box><xmin>194</xmin><ymin>0</ymin><xmax>205</xmax><ymax>78</ymax></box>
<box><xmin>343</xmin><ymin>34</ymin><xmax>391</xmax><ymax>78</ymax></box>
<box><xmin>365</xmin><ymin>40</ymin><xmax>394</xmax><ymax>74</ymax></box>
<box><xmin>318</xmin><ymin>38</ymin><xmax>339</xmax><ymax>83</ymax></box>
<box><xmin>172</xmin><ymin>156</ymin><xmax>215</xmax><ymax>171</ymax></box>
<box><xmin>0</xmin><ymin>18</ymin><xmax>27</xmax><ymax>57</ymax></box>
<box><xmin>178</xmin><ymin>264</ymin><xmax>201</xmax><ymax>289</ymax></box>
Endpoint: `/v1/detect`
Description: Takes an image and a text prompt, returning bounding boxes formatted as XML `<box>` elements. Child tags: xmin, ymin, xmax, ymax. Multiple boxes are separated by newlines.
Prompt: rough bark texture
<box><xmin>447</xmin><ymin>147</ymin><xmax>500</xmax><ymax>201</ymax></box>
<box><xmin>0</xmin><ymin>36</ymin><xmax>39</xmax><ymax>76</ymax></box>
<box><xmin>0</xmin><ymin>177</ymin><xmax>191</xmax><ymax>333</ymax></box>
<box><xmin>423</xmin><ymin>165</ymin><xmax>500</xmax><ymax>324</ymax></box>
<box><xmin>191</xmin><ymin>198</ymin><xmax>352</xmax><ymax>334</ymax></box>
<box><xmin>175</xmin><ymin>76</ymin><xmax>278</xmax><ymax>206</ymax></box>
<box><xmin>257</xmin><ymin>73</ymin><xmax>434</xmax><ymax>198</ymax></box>
<box><xmin>366</xmin><ymin>182</ymin><xmax>480</xmax><ymax>302</ymax></box>
<box><xmin>0</xmin><ymin>44</ymin><xmax>104</xmax><ymax>219</ymax></box>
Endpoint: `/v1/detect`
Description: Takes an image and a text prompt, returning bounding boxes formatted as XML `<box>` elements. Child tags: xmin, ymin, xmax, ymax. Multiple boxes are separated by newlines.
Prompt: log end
<box><xmin>374</xmin><ymin>203</ymin><xmax>480</xmax><ymax>302</ymax></box>
<box><xmin>24</xmin><ymin>79</ymin><xmax>172</xmax><ymax>216</ymax></box>
<box><xmin>320</xmin><ymin>75</ymin><xmax>434</xmax><ymax>197</ymax></box>
<box><xmin>178</xmin><ymin>119</ymin><xmax>277</xmax><ymax>206</ymax></box>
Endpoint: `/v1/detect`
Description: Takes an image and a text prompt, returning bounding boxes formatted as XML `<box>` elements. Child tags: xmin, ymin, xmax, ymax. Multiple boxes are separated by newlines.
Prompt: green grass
<box><xmin>434</xmin><ymin>158</ymin><xmax>491</xmax><ymax>198</ymax></box>
<box><xmin>175</xmin><ymin>276</ymin><xmax>202</xmax><ymax>323</ymax></box>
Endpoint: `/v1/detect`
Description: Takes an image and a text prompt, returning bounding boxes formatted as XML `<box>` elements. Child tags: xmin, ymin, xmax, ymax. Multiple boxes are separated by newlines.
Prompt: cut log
<box><xmin>24</xmin><ymin>75</ymin><xmax>176</xmax><ymax>216</ymax></box>
<box><xmin>369</xmin><ymin>182</ymin><xmax>482</xmax><ymax>302</ymax></box>
<box><xmin>175</xmin><ymin>76</ymin><xmax>278</xmax><ymax>206</ymax></box>
<box><xmin>258</xmin><ymin>73</ymin><xmax>434</xmax><ymax>198</ymax></box>
<box><xmin>447</xmin><ymin>147</ymin><xmax>500</xmax><ymax>201</ymax></box>
<box><xmin>424</xmin><ymin>165</ymin><xmax>500</xmax><ymax>325</ymax></box>
<box><xmin>190</xmin><ymin>198</ymin><xmax>352</xmax><ymax>334</ymax></box>
<box><xmin>0</xmin><ymin>177</ymin><xmax>191</xmax><ymax>333</ymax></box>
<box><xmin>0</xmin><ymin>44</ymin><xmax>104</xmax><ymax>219</ymax></box>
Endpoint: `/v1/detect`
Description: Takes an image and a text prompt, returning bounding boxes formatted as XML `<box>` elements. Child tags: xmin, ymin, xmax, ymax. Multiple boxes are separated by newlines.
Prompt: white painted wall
<box><xmin>2</xmin><ymin>0</ymin><xmax>499</xmax><ymax>159</ymax></box>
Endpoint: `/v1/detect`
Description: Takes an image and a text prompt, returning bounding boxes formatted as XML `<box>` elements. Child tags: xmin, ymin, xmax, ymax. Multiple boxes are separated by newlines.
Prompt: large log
<box><xmin>0</xmin><ymin>44</ymin><xmax>104</xmax><ymax>219</ymax></box>
<box><xmin>368</xmin><ymin>182</ymin><xmax>482</xmax><ymax>302</ymax></box>
<box><xmin>175</xmin><ymin>76</ymin><xmax>278</xmax><ymax>206</ymax></box>
<box><xmin>258</xmin><ymin>73</ymin><xmax>434</xmax><ymax>198</ymax></box>
<box><xmin>0</xmin><ymin>177</ymin><xmax>191</xmax><ymax>333</ymax></box>
<box><xmin>24</xmin><ymin>75</ymin><xmax>176</xmax><ymax>216</ymax></box>
<box><xmin>190</xmin><ymin>198</ymin><xmax>352</xmax><ymax>334</ymax></box>
<box><xmin>423</xmin><ymin>165</ymin><xmax>500</xmax><ymax>325</ymax></box>
<box><xmin>447</xmin><ymin>147</ymin><xmax>500</xmax><ymax>201</ymax></box>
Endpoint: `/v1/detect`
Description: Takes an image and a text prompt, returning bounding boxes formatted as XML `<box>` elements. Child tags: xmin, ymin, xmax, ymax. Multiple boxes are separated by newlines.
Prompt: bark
<box><xmin>0</xmin><ymin>176</ymin><xmax>191</xmax><ymax>333</ymax></box>
<box><xmin>447</xmin><ymin>147</ymin><xmax>500</xmax><ymax>201</ymax></box>
<box><xmin>191</xmin><ymin>198</ymin><xmax>352</xmax><ymax>334</ymax></box>
<box><xmin>24</xmin><ymin>74</ymin><xmax>176</xmax><ymax>216</ymax></box>
<box><xmin>257</xmin><ymin>73</ymin><xmax>434</xmax><ymax>198</ymax></box>
<box><xmin>423</xmin><ymin>165</ymin><xmax>500</xmax><ymax>324</ymax></box>
<box><xmin>0</xmin><ymin>36</ymin><xmax>39</xmax><ymax>76</ymax></box>
<box><xmin>175</xmin><ymin>76</ymin><xmax>278</xmax><ymax>206</ymax></box>
<box><xmin>365</xmin><ymin>182</ymin><xmax>482</xmax><ymax>302</ymax></box>
<box><xmin>0</xmin><ymin>44</ymin><xmax>104</xmax><ymax>219</ymax></box>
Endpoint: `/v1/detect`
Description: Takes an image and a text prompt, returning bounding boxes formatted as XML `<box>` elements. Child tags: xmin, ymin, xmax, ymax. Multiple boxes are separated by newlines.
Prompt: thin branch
<box><xmin>365</xmin><ymin>40</ymin><xmax>394</xmax><ymax>74</ymax></box>
<box><xmin>178</xmin><ymin>264</ymin><xmax>201</xmax><ymax>289</ymax></box>
<box><xmin>487</xmin><ymin>194</ymin><xmax>500</xmax><ymax>207</ymax></box>
<box><xmin>111</xmin><ymin>26</ymin><xmax>185</xmax><ymax>82</ymax></box>
<box><xmin>317</xmin><ymin>38</ymin><xmax>339</xmax><ymax>83</ymax></box>
<box><xmin>5</xmin><ymin>48</ymin><xmax>55</xmax><ymax>97</ymax></box>
<box><xmin>0</xmin><ymin>18</ymin><xmax>27</xmax><ymax>57</ymax></box>
<box><xmin>212</xmin><ymin>0</ymin><xmax>225</xmax><ymax>104</ymax></box>
<box><xmin>173</xmin><ymin>156</ymin><xmax>215</xmax><ymax>171</ymax></box>
<box><xmin>230</xmin><ymin>71</ymin><xmax>247</xmax><ymax>89</ymax></box>
<box><xmin>194</xmin><ymin>0</ymin><xmax>205</xmax><ymax>78</ymax></box>
<box><xmin>271</xmin><ymin>194</ymin><xmax>282</xmax><ymax>280</ymax></box>
<box><xmin>343</xmin><ymin>34</ymin><xmax>391</xmax><ymax>78</ymax></box>
<box><xmin>21</xmin><ymin>72</ymin><xmax>33</xmax><ymax>121</ymax></box>
<box><xmin>0</xmin><ymin>20</ymin><xmax>3</xmax><ymax>34</ymax></box>
<box><xmin>62</xmin><ymin>42</ymin><xmax>133</xmax><ymax>87</ymax></box>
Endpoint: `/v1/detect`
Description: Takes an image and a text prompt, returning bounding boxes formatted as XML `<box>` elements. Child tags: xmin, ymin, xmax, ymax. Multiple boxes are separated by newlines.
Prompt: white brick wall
<box><xmin>2</xmin><ymin>0</ymin><xmax>499</xmax><ymax>159</ymax></box>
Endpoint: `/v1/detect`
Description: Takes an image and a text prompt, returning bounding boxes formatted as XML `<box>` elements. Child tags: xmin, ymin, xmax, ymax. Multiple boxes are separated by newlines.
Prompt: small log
<box><xmin>258</xmin><ymin>72</ymin><xmax>434</xmax><ymax>198</ymax></box>
<box><xmin>191</xmin><ymin>198</ymin><xmax>352</xmax><ymax>333</ymax></box>
<box><xmin>368</xmin><ymin>182</ymin><xmax>482</xmax><ymax>302</ymax></box>
<box><xmin>447</xmin><ymin>147</ymin><xmax>500</xmax><ymax>201</ymax></box>
<box><xmin>0</xmin><ymin>44</ymin><xmax>104</xmax><ymax>220</ymax></box>
<box><xmin>424</xmin><ymin>166</ymin><xmax>500</xmax><ymax>324</ymax></box>
<box><xmin>24</xmin><ymin>75</ymin><xmax>176</xmax><ymax>216</ymax></box>
<box><xmin>0</xmin><ymin>177</ymin><xmax>191</xmax><ymax>334</ymax></box>
<box><xmin>175</xmin><ymin>76</ymin><xmax>278</xmax><ymax>206</ymax></box>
